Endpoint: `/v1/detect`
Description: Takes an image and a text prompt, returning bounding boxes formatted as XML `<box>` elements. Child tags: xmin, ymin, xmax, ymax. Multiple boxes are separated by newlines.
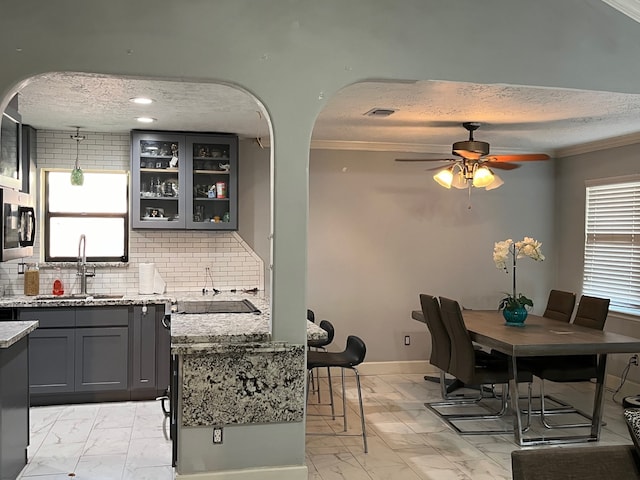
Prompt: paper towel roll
<box><xmin>139</xmin><ymin>263</ymin><xmax>156</xmax><ymax>294</ymax></box>
<box><xmin>153</xmin><ymin>269</ymin><xmax>166</xmax><ymax>294</ymax></box>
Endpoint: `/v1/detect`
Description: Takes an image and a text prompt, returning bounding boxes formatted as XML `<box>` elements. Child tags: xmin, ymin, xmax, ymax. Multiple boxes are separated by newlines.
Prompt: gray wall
<box><xmin>555</xmin><ymin>144</ymin><xmax>640</xmax><ymax>383</ymax></box>
<box><xmin>308</xmin><ymin>149</ymin><xmax>554</xmax><ymax>361</ymax></box>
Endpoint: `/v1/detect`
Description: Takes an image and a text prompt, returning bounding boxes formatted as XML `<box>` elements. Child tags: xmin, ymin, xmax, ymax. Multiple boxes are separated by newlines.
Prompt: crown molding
<box><xmin>554</xmin><ymin>131</ymin><xmax>640</xmax><ymax>158</ymax></box>
<box><xmin>601</xmin><ymin>0</ymin><xmax>640</xmax><ymax>23</ymax></box>
<box><xmin>245</xmin><ymin>133</ymin><xmax>640</xmax><ymax>159</ymax></box>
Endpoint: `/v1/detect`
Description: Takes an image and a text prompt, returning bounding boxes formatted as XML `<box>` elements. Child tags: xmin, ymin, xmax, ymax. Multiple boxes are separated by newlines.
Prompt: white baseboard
<box><xmin>175</xmin><ymin>465</ymin><xmax>307</xmax><ymax>480</ymax></box>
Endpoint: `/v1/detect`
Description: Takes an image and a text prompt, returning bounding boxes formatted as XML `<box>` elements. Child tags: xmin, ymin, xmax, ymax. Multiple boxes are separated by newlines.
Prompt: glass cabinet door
<box><xmin>132</xmin><ymin>132</ymin><xmax>186</xmax><ymax>229</ymax></box>
<box><xmin>0</xmin><ymin>106</ymin><xmax>22</xmax><ymax>191</ymax></box>
<box><xmin>185</xmin><ymin>135</ymin><xmax>238</xmax><ymax>230</ymax></box>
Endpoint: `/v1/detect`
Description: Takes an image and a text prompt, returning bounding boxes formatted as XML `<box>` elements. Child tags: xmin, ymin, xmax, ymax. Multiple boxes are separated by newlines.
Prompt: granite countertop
<box><xmin>170</xmin><ymin>292</ymin><xmax>327</xmax><ymax>351</ymax></box>
<box><xmin>0</xmin><ymin>293</ymin><xmax>173</xmax><ymax>308</ymax></box>
<box><xmin>0</xmin><ymin>321</ymin><xmax>38</xmax><ymax>348</ymax></box>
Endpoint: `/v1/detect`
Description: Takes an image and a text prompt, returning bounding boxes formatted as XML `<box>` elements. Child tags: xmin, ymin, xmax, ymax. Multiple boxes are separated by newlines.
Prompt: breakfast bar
<box><xmin>169</xmin><ymin>293</ymin><xmax>326</xmax><ymax>477</ymax></box>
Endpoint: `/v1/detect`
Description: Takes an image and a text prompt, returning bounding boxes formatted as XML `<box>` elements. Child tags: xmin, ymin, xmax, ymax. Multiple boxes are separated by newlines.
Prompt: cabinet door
<box><xmin>185</xmin><ymin>134</ymin><xmax>238</xmax><ymax>230</ymax></box>
<box><xmin>74</xmin><ymin>327</ymin><xmax>128</xmax><ymax>392</ymax></box>
<box><xmin>131</xmin><ymin>305</ymin><xmax>156</xmax><ymax>391</ymax></box>
<box><xmin>28</xmin><ymin>328</ymin><xmax>75</xmax><ymax>394</ymax></box>
<box><xmin>132</xmin><ymin>131</ymin><xmax>186</xmax><ymax>229</ymax></box>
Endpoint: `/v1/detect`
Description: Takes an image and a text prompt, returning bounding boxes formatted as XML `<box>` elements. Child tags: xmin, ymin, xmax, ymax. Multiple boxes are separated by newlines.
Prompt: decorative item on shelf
<box><xmin>219</xmin><ymin>163</ymin><xmax>230</xmax><ymax>171</ymax></box>
<box><xmin>493</xmin><ymin>236</ymin><xmax>545</xmax><ymax>326</ymax></box>
<box><xmin>216</xmin><ymin>181</ymin><xmax>227</xmax><ymax>198</ymax></box>
<box><xmin>70</xmin><ymin>127</ymin><xmax>86</xmax><ymax>186</ymax></box>
<box><xmin>169</xmin><ymin>143</ymin><xmax>179</xmax><ymax>167</ymax></box>
<box><xmin>207</xmin><ymin>185</ymin><xmax>217</xmax><ymax>198</ymax></box>
<box><xmin>222</xmin><ymin>211</ymin><xmax>230</xmax><ymax>222</ymax></box>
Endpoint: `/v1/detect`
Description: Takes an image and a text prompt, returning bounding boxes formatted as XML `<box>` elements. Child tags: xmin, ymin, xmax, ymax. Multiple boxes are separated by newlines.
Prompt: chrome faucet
<box><xmin>77</xmin><ymin>234</ymin><xmax>95</xmax><ymax>294</ymax></box>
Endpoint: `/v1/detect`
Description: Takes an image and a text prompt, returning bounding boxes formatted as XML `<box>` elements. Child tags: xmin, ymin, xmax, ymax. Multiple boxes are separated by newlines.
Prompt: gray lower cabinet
<box><xmin>0</xmin><ymin>336</ymin><xmax>29</xmax><ymax>480</ymax></box>
<box><xmin>131</xmin><ymin>305</ymin><xmax>156</xmax><ymax>392</ymax></box>
<box><xmin>17</xmin><ymin>305</ymin><xmax>162</xmax><ymax>404</ymax></box>
<box><xmin>75</xmin><ymin>327</ymin><xmax>128</xmax><ymax>392</ymax></box>
<box><xmin>28</xmin><ymin>328</ymin><xmax>75</xmax><ymax>394</ymax></box>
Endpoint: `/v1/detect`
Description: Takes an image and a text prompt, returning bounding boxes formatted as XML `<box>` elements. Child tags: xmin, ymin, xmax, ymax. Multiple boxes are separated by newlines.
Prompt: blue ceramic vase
<box><xmin>502</xmin><ymin>306</ymin><xmax>528</xmax><ymax>326</ymax></box>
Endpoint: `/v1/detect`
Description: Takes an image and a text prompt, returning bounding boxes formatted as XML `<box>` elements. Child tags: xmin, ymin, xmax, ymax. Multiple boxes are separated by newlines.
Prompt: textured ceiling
<box><xmin>15</xmin><ymin>72</ymin><xmax>640</xmax><ymax>157</ymax></box>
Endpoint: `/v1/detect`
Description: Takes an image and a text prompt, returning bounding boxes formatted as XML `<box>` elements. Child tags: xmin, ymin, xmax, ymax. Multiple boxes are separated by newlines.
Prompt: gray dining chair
<box><xmin>543</xmin><ymin>290</ymin><xmax>576</xmax><ymax>323</ymax></box>
<box><xmin>529</xmin><ymin>295</ymin><xmax>610</xmax><ymax>428</ymax></box>
<box><xmin>425</xmin><ymin>296</ymin><xmax>532</xmax><ymax>435</ymax></box>
<box><xmin>420</xmin><ymin>293</ymin><xmax>495</xmax><ymax>402</ymax></box>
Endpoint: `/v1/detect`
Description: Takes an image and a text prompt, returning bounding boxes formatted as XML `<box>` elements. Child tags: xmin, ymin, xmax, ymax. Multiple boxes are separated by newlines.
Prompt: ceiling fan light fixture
<box><xmin>472</xmin><ymin>165</ymin><xmax>494</xmax><ymax>188</ymax></box>
<box><xmin>451</xmin><ymin>171</ymin><xmax>468</xmax><ymax>189</ymax></box>
<box><xmin>433</xmin><ymin>167</ymin><xmax>454</xmax><ymax>189</ymax></box>
<box><xmin>484</xmin><ymin>172</ymin><xmax>504</xmax><ymax>190</ymax></box>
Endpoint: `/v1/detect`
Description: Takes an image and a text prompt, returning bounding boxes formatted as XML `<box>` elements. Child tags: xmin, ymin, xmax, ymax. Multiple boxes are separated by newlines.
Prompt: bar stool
<box><xmin>306</xmin><ymin>335</ymin><xmax>368</xmax><ymax>453</ymax></box>
<box><xmin>307</xmin><ymin>320</ymin><xmax>335</xmax><ymax>405</ymax></box>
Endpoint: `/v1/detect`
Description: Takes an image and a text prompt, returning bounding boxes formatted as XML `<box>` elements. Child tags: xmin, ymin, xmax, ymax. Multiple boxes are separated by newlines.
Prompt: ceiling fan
<box><xmin>396</xmin><ymin>122</ymin><xmax>550</xmax><ymax>191</ymax></box>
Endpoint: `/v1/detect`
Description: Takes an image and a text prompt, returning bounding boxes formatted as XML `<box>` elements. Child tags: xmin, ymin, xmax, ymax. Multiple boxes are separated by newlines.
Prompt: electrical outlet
<box><xmin>213</xmin><ymin>427</ymin><xmax>223</xmax><ymax>444</ymax></box>
<box><xmin>404</xmin><ymin>335</ymin><xmax>410</xmax><ymax>346</ymax></box>
<box><xmin>631</xmin><ymin>355</ymin><xmax>639</xmax><ymax>366</ymax></box>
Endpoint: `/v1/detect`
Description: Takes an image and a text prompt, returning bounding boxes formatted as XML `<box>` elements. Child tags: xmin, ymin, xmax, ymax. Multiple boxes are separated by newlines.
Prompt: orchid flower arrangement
<box><xmin>493</xmin><ymin>237</ymin><xmax>545</xmax><ymax>310</ymax></box>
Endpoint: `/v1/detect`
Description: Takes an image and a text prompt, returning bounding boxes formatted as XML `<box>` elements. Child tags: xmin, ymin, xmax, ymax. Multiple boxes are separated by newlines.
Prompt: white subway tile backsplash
<box><xmin>0</xmin><ymin>130</ymin><xmax>264</xmax><ymax>296</ymax></box>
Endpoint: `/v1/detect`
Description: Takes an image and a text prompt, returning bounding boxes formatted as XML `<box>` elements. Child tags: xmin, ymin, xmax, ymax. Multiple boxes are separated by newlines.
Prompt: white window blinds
<box><xmin>583</xmin><ymin>179</ymin><xmax>640</xmax><ymax>315</ymax></box>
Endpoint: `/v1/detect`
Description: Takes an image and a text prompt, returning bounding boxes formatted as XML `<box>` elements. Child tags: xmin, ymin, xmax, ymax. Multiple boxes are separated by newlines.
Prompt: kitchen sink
<box><xmin>176</xmin><ymin>299</ymin><xmax>260</xmax><ymax>314</ymax></box>
<box><xmin>34</xmin><ymin>293</ymin><xmax>124</xmax><ymax>300</ymax></box>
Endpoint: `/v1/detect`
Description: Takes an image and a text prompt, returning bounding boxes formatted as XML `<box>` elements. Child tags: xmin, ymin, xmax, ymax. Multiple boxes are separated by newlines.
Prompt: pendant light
<box><xmin>70</xmin><ymin>127</ymin><xmax>86</xmax><ymax>186</ymax></box>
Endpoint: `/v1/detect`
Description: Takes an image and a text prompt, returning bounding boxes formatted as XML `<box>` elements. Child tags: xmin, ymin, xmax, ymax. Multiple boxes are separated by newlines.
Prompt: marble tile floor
<box><xmin>17</xmin><ymin>400</ymin><xmax>173</xmax><ymax>480</ymax></box>
<box><xmin>16</xmin><ymin>373</ymin><xmax>634</xmax><ymax>480</ymax></box>
<box><xmin>305</xmin><ymin>373</ymin><xmax>634</xmax><ymax>480</ymax></box>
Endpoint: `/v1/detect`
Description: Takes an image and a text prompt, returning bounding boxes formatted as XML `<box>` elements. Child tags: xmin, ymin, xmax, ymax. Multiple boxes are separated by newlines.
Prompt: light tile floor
<box><xmin>17</xmin><ymin>373</ymin><xmax>634</xmax><ymax>480</ymax></box>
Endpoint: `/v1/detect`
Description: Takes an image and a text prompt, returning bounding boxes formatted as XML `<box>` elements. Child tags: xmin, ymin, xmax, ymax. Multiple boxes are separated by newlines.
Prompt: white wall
<box><xmin>308</xmin><ymin>149</ymin><xmax>555</xmax><ymax>362</ymax></box>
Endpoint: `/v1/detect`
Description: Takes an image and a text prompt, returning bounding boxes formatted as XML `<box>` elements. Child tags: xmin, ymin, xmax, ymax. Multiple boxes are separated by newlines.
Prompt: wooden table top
<box><xmin>463</xmin><ymin>310</ymin><xmax>640</xmax><ymax>357</ymax></box>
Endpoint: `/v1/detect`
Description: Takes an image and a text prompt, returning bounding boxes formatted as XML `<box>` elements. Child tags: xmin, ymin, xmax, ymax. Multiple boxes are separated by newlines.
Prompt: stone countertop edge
<box><xmin>0</xmin><ymin>294</ymin><xmax>174</xmax><ymax>308</ymax></box>
<box><xmin>0</xmin><ymin>321</ymin><xmax>38</xmax><ymax>348</ymax></box>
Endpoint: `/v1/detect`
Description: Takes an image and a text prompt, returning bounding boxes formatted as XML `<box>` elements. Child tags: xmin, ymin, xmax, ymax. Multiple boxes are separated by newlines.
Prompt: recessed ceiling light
<box><xmin>130</xmin><ymin>97</ymin><xmax>153</xmax><ymax>105</ymax></box>
<box><xmin>136</xmin><ymin>117</ymin><xmax>156</xmax><ymax>123</ymax></box>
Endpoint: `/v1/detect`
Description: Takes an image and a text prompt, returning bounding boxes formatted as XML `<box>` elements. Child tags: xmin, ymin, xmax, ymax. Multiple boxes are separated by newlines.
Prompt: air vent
<box><xmin>364</xmin><ymin>108</ymin><xmax>396</xmax><ymax>117</ymax></box>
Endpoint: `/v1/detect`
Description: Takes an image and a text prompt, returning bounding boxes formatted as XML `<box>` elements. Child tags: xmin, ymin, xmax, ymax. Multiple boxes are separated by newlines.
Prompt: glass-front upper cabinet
<box><xmin>131</xmin><ymin>131</ymin><xmax>238</xmax><ymax>230</ymax></box>
<box><xmin>185</xmin><ymin>135</ymin><xmax>238</xmax><ymax>230</ymax></box>
<box><xmin>131</xmin><ymin>132</ymin><xmax>186</xmax><ymax>229</ymax></box>
<box><xmin>0</xmin><ymin>105</ymin><xmax>23</xmax><ymax>191</ymax></box>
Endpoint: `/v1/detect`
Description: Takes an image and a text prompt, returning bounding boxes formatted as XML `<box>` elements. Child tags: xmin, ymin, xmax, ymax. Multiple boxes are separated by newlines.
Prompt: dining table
<box><xmin>412</xmin><ymin>308</ymin><xmax>640</xmax><ymax>446</ymax></box>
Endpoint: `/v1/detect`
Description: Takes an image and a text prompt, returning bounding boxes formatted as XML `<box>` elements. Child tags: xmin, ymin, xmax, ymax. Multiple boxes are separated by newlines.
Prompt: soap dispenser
<box><xmin>52</xmin><ymin>268</ymin><xmax>64</xmax><ymax>296</ymax></box>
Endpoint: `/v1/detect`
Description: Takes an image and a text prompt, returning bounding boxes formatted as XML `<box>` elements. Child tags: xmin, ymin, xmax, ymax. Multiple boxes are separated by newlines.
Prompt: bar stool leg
<box><xmin>341</xmin><ymin>368</ymin><xmax>348</xmax><ymax>432</ymax></box>
<box><xmin>353</xmin><ymin>366</ymin><xmax>368</xmax><ymax>454</ymax></box>
<box><xmin>327</xmin><ymin>366</ymin><xmax>335</xmax><ymax>420</ymax></box>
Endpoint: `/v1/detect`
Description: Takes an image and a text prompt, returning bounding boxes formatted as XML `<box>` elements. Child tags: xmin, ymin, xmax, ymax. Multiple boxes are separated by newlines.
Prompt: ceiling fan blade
<box><xmin>395</xmin><ymin>158</ymin><xmax>455</xmax><ymax>162</ymax></box>
<box><xmin>485</xmin><ymin>161</ymin><xmax>520</xmax><ymax>170</ymax></box>
<box><xmin>486</xmin><ymin>153</ymin><xmax>550</xmax><ymax>163</ymax></box>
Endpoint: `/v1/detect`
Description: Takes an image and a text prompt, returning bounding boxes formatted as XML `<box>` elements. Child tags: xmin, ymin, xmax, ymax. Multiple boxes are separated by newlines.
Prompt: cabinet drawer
<box><xmin>76</xmin><ymin>307</ymin><xmax>129</xmax><ymax>327</ymax></box>
<box><xmin>18</xmin><ymin>308</ymin><xmax>75</xmax><ymax>328</ymax></box>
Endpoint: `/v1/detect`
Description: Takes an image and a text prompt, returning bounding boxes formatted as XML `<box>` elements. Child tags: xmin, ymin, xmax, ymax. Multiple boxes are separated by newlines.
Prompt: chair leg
<box><xmin>353</xmin><ymin>366</ymin><xmax>368</xmax><ymax>454</ymax></box>
<box><xmin>539</xmin><ymin>380</ymin><xmax>594</xmax><ymax>429</ymax></box>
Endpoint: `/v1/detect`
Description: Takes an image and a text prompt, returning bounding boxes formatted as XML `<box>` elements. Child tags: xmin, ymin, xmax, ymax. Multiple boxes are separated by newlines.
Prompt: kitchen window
<box><xmin>44</xmin><ymin>170</ymin><xmax>129</xmax><ymax>262</ymax></box>
<box><xmin>583</xmin><ymin>176</ymin><xmax>640</xmax><ymax>316</ymax></box>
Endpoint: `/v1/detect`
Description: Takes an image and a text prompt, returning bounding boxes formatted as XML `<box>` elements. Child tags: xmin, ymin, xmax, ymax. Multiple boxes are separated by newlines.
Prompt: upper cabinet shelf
<box><xmin>131</xmin><ymin>131</ymin><xmax>238</xmax><ymax>230</ymax></box>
